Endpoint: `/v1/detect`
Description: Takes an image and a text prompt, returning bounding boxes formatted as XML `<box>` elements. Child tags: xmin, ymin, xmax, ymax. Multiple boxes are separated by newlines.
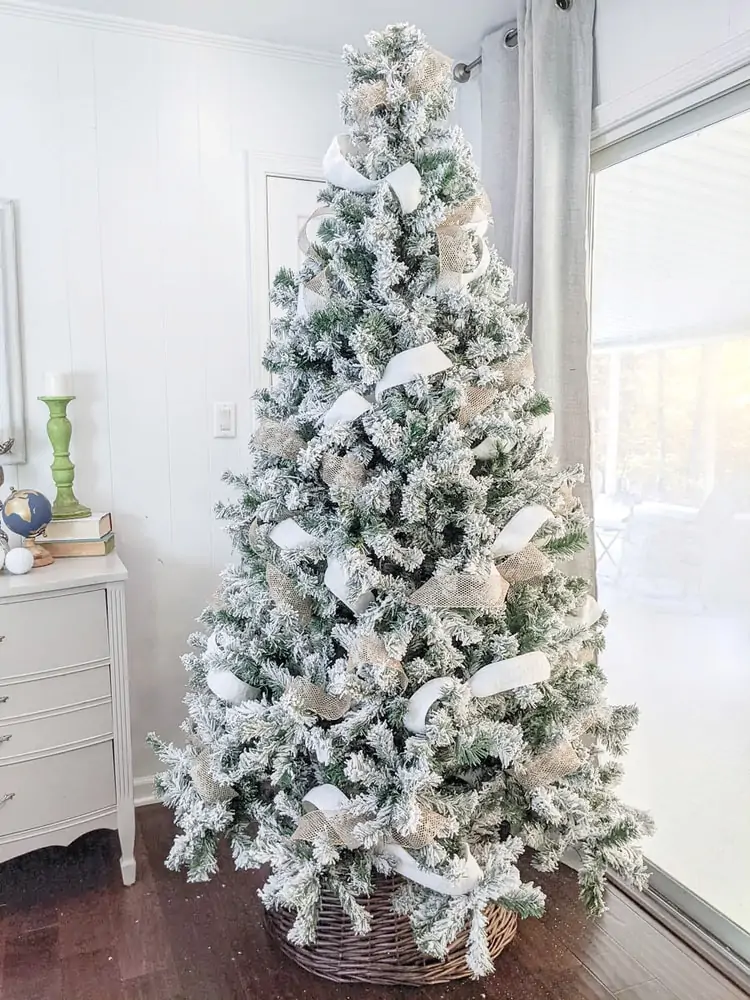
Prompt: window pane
<box><xmin>591</xmin><ymin>109</ymin><xmax>750</xmax><ymax>933</ymax></box>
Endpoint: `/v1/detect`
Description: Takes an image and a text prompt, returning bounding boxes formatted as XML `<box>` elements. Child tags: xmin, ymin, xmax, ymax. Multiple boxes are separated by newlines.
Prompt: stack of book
<box><xmin>36</xmin><ymin>512</ymin><xmax>115</xmax><ymax>558</ymax></box>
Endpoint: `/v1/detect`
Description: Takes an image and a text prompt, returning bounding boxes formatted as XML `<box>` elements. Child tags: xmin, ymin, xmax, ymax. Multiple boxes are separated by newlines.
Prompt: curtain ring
<box><xmin>556</xmin><ymin>0</ymin><xmax>573</xmax><ymax>9</ymax></box>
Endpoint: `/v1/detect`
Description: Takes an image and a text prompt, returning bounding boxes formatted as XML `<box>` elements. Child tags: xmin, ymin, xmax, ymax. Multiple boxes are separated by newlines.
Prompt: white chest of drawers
<box><xmin>0</xmin><ymin>553</ymin><xmax>135</xmax><ymax>885</ymax></box>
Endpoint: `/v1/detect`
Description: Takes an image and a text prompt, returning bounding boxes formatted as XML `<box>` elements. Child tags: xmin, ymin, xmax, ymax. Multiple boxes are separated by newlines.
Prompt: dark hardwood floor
<box><xmin>0</xmin><ymin>805</ymin><xmax>746</xmax><ymax>1000</ymax></box>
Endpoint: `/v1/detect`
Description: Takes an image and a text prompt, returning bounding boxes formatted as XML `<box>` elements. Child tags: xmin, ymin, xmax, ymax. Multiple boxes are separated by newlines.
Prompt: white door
<box><xmin>265</xmin><ymin>175</ymin><xmax>322</xmax><ymax>328</ymax></box>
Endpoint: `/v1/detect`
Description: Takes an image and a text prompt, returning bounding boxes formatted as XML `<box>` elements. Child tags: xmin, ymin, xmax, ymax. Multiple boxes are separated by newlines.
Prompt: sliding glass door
<box><xmin>590</xmin><ymin>95</ymin><xmax>750</xmax><ymax>960</ymax></box>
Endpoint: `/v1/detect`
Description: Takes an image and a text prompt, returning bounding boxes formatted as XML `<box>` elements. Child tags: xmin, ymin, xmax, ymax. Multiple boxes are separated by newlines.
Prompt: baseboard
<box><xmin>134</xmin><ymin>775</ymin><xmax>158</xmax><ymax>808</ymax></box>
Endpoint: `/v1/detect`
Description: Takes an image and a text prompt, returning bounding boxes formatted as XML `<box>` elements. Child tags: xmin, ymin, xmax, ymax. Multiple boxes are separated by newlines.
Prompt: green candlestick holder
<box><xmin>38</xmin><ymin>395</ymin><xmax>91</xmax><ymax>520</ymax></box>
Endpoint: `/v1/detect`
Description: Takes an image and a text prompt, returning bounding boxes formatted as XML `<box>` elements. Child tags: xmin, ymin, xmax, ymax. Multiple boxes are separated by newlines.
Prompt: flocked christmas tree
<box><xmin>151</xmin><ymin>24</ymin><xmax>652</xmax><ymax>978</ymax></box>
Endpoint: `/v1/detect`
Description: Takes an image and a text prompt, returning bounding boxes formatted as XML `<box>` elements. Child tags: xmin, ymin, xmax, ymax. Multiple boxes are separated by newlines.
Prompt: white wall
<box><xmin>0</xmin><ymin>5</ymin><xmax>342</xmax><ymax>782</ymax></box>
<box><xmin>456</xmin><ymin>76</ymin><xmax>483</xmax><ymax>173</ymax></box>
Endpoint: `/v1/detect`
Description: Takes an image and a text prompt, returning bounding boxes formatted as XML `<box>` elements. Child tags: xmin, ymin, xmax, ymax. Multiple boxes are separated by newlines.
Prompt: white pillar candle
<box><xmin>43</xmin><ymin>372</ymin><xmax>73</xmax><ymax>397</ymax></box>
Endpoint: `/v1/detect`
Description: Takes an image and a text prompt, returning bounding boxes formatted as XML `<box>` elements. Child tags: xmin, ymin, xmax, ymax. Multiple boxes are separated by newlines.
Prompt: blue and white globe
<box><xmin>1</xmin><ymin>489</ymin><xmax>53</xmax><ymax>540</ymax></box>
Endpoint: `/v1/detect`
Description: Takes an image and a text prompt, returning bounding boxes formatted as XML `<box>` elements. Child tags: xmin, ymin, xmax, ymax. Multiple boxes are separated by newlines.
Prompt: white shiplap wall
<box><xmin>0</xmin><ymin>5</ymin><xmax>342</xmax><ymax>780</ymax></box>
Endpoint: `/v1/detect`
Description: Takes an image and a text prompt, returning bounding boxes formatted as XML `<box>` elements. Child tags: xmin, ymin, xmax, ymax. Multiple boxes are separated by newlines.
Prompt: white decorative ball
<box><xmin>5</xmin><ymin>547</ymin><xmax>34</xmax><ymax>575</ymax></box>
<box><xmin>206</xmin><ymin>668</ymin><xmax>259</xmax><ymax>706</ymax></box>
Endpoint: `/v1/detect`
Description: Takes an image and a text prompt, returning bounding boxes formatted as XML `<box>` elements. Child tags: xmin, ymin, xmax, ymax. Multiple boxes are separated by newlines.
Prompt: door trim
<box><xmin>245</xmin><ymin>151</ymin><xmax>323</xmax><ymax>415</ymax></box>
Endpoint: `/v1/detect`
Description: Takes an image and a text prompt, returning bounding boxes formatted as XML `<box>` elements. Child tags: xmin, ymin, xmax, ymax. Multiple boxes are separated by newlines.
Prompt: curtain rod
<box><xmin>453</xmin><ymin>0</ymin><xmax>573</xmax><ymax>82</ymax></box>
<box><xmin>453</xmin><ymin>26</ymin><xmax>517</xmax><ymax>82</ymax></box>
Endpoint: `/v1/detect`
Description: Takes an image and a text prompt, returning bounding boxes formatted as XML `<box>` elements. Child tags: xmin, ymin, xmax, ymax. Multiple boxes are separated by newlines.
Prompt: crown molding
<box><xmin>0</xmin><ymin>0</ymin><xmax>342</xmax><ymax>68</ymax></box>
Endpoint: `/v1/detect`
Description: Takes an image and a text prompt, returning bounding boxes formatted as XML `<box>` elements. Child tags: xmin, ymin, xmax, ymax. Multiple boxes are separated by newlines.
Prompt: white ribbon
<box><xmin>322</xmin><ymin>390</ymin><xmax>373</xmax><ymax>426</ymax></box>
<box><xmin>324</xmin><ymin>557</ymin><xmax>374</xmax><ymax>615</ymax></box>
<box><xmin>468</xmin><ymin>651</ymin><xmax>551</xmax><ymax>698</ymax></box>
<box><xmin>375</xmin><ymin>342</ymin><xmax>453</xmax><ymax>400</ymax></box>
<box><xmin>403</xmin><ymin>677</ymin><xmax>452</xmax><ymax>735</ymax></box>
<box><xmin>472</xmin><ymin>412</ymin><xmax>555</xmax><ymax>460</ymax></box>
<box><xmin>206</xmin><ymin>669</ymin><xmax>259</xmax><ymax>705</ymax></box>
<box><xmin>490</xmin><ymin>505</ymin><xmax>553</xmax><ymax>559</ymax></box>
<box><xmin>403</xmin><ymin>652</ymin><xmax>551</xmax><ymax>734</ymax></box>
<box><xmin>302</xmin><ymin>783</ymin><xmax>350</xmax><ymax>813</ymax></box>
<box><xmin>382</xmin><ymin>843</ymin><xmax>483</xmax><ymax>897</ymax></box>
<box><xmin>323</xmin><ymin>134</ymin><xmax>422</xmax><ymax>214</ymax></box>
<box><xmin>565</xmin><ymin>595</ymin><xmax>604</xmax><ymax>629</ymax></box>
<box><xmin>269</xmin><ymin>518</ymin><xmax>318</xmax><ymax>551</ymax></box>
<box><xmin>299</xmin><ymin>784</ymin><xmax>482</xmax><ymax>896</ymax></box>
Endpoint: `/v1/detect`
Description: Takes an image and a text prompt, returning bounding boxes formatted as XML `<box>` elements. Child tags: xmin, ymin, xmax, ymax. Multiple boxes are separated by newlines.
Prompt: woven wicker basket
<box><xmin>265</xmin><ymin>875</ymin><xmax>518</xmax><ymax>985</ymax></box>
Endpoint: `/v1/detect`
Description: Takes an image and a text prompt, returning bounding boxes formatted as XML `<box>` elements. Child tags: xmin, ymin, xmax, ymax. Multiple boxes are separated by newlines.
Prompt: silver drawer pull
<box><xmin>0</xmin><ymin>734</ymin><xmax>11</xmax><ymax>744</ymax></box>
<box><xmin>0</xmin><ymin>792</ymin><xmax>15</xmax><ymax>807</ymax></box>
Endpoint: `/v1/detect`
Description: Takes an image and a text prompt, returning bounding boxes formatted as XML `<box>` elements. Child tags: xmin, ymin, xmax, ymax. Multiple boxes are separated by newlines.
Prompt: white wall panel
<box><xmin>0</xmin><ymin>7</ymin><xmax>342</xmax><ymax>778</ymax></box>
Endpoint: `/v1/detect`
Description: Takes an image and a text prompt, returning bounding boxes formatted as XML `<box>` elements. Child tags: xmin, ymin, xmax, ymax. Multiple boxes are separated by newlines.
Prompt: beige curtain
<box><xmin>481</xmin><ymin>0</ymin><xmax>597</xmax><ymax>583</ymax></box>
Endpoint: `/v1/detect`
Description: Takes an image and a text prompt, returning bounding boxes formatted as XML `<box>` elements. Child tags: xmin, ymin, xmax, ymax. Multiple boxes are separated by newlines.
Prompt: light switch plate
<box><xmin>213</xmin><ymin>402</ymin><xmax>236</xmax><ymax>438</ymax></box>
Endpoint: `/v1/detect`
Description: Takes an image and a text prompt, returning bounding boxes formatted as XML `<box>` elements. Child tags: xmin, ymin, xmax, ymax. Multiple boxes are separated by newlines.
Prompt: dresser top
<box><xmin>0</xmin><ymin>552</ymin><xmax>127</xmax><ymax>598</ymax></box>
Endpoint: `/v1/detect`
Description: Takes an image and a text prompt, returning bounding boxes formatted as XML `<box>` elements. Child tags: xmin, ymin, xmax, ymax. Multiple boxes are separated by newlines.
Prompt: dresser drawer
<box><xmin>0</xmin><ymin>590</ymin><xmax>109</xmax><ymax>680</ymax></box>
<box><xmin>0</xmin><ymin>741</ymin><xmax>116</xmax><ymax>837</ymax></box>
<box><xmin>0</xmin><ymin>700</ymin><xmax>113</xmax><ymax>764</ymax></box>
<box><xmin>0</xmin><ymin>664</ymin><xmax>111</xmax><ymax>720</ymax></box>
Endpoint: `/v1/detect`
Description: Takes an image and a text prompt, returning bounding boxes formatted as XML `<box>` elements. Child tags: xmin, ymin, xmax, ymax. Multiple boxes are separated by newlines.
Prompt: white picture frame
<box><xmin>0</xmin><ymin>200</ymin><xmax>26</xmax><ymax>465</ymax></box>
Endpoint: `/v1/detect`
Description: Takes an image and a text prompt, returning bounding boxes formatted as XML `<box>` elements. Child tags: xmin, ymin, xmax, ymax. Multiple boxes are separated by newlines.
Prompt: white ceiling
<box><xmin>38</xmin><ymin>0</ymin><xmax>515</xmax><ymax>59</ymax></box>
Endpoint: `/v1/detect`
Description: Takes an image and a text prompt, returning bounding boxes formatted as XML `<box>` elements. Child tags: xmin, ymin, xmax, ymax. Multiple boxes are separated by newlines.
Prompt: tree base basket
<box><xmin>264</xmin><ymin>875</ymin><xmax>518</xmax><ymax>986</ymax></box>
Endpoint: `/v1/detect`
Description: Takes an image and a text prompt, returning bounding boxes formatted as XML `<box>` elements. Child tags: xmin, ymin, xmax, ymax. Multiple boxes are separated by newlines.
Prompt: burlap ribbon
<box><xmin>347</xmin><ymin>633</ymin><xmax>408</xmax><ymax>690</ymax></box>
<box><xmin>320</xmin><ymin>452</ymin><xmax>367</xmax><ymax>489</ymax></box>
<box><xmin>190</xmin><ymin>749</ymin><xmax>236</xmax><ymax>804</ymax></box>
<box><xmin>291</xmin><ymin>784</ymin><xmax>481</xmax><ymax>896</ymax></box>
<box><xmin>287</xmin><ymin>676</ymin><xmax>351</xmax><ymax>721</ymax></box>
<box><xmin>291</xmin><ymin>796</ymin><xmax>450</xmax><ymax>849</ymax></box>
<box><xmin>457</xmin><ymin>348</ymin><xmax>535</xmax><ymax>427</ymax></box>
<box><xmin>297</xmin><ymin>267</ymin><xmax>331</xmax><ymax>319</ymax></box>
<box><xmin>516</xmin><ymin>740</ymin><xmax>582</xmax><ymax>790</ymax></box>
<box><xmin>254</xmin><ymin>419</ymin><xmax>305</xmax><ymax>460</ymax></box>
<box><xmin>433</xmin><ymin>190</ymin><xmax>492</xmax><ymax>293</ymax></box>
<box><xmin>407</xmin><ymin>568</ymin><xmax>508</xmax><ymax>610</ymax></box>
<box><xmin>350</xmin><ymin>48</ymin><xmax>453</xmax><ymax>119</ymax></box>
<box><xmin>298</xmin><ymin>205</ymin><xmax>334</xmax><ymax>255</ymax></box>
<box><xmin>266</xmin><ymin>563</ymin><xmax>312</xmax><ymax>624</ymax></box>
<box><xmin>498</xmin><ymin>544</ymin><xmax>553</xmax><ymax>585</ymax></box>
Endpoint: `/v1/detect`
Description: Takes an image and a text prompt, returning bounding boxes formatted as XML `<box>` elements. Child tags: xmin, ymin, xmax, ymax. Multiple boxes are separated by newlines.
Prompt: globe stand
<box><xmin>38</xmin><ymin>396</ymin><xmax>91</xmax><ymax>520</ymax></box>
<box><xmin>25</xmin><ymin>535</ymin><xmax>54</xmax><ymax>568</ymax></box>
